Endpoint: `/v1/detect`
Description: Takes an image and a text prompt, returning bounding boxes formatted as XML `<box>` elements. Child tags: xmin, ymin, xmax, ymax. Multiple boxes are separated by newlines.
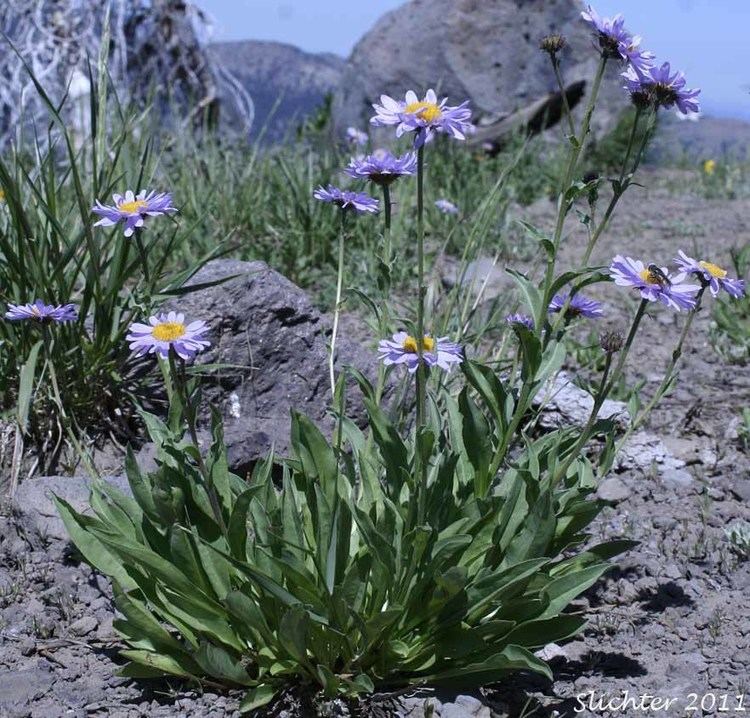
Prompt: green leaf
<box><xmin>540</xmin><ymin>563</ymin><xmax>611</xmax><ymax>618</ymax></box>
<box><xmin>240</xmin><ymin>684</ymin><xmax>277</xmax><ymax>713</ymax></box>
<box><xmin>506</xmin><ymin>268</ymin><xmax>542</xmax><ymax>319</ymax></box>
<box><xmin>16</xmin><ymin>340</ymin><xmax>42</xmax><ymax>431</ymax></box>
<box><xmin>194</xmin><ymin>642</ymin><xmax>253</xmax><ymax>686</ymax></box>
<box><xmin>52</xmin><ymin>496</ymin><xmax>136</xmax><ymax>591</ymax></box>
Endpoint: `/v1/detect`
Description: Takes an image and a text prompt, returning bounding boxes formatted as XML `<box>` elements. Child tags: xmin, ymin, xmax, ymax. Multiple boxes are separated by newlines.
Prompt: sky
<box><xmin>200</xmin><ymin>0</ymin><xmax>750</xmax><ymax>120</ymax></box>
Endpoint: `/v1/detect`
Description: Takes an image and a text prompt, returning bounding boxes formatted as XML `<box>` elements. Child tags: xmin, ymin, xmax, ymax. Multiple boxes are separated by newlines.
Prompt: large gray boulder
<box><xmin>209</xmin><ymin>41</ymin><xmax>345</xmax><ymax>142</ymax></box>
<box><xmin>162</xmin><ymin>260</ymin><xmax>382</xmax><ymax>474</ymax></box>
<box><xmin>334</xmin><ymin>0</ymin><xmax>627</xmax><ymax>143</ymax></box>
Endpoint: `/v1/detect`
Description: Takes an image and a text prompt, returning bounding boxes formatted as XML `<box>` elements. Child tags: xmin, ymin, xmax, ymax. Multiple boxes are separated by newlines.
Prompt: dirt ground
<box><xmin>0</xmin><ymin>169</ymin><xmax>748</xmax><ymax>717</ymax></box>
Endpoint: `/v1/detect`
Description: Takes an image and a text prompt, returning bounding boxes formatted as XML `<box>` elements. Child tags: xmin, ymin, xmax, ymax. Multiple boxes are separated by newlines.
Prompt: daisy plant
<box><xmin>57</xmin><ymin>4</ymin><xmax>746</xmax><ymax>713</ymax></box>
<box><xmin>0</xmin><ymin>40</ymin><xmax>219</xmax><ymax>480</ymax></box>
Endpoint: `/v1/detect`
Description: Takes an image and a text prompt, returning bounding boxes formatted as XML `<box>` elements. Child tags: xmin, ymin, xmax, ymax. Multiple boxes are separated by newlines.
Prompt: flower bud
<box><xmin>600</xmin><ymin>330</ymin><xmax>624</xmax><ymax>354</ymax></box>
<box><xmin>540</xmin><ymin>34</ymin><xmax>567</xmax><ymax>57</ymax></box>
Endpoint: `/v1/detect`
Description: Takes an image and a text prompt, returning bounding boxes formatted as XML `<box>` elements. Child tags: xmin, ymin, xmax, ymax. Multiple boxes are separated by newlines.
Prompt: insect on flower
<box><xmin>609</xmin><ymin>255</ymin><xmax>699</xmax><ymax>311</ymax></box>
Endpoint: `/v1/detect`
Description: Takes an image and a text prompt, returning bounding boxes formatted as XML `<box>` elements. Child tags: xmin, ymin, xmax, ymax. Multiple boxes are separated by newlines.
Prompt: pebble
<box><xmin>69</xmin><ymin>616</ymin><xmax>98</xmax><ymax>637</ymax></box>
<box><xmin>661</xmin><ymin>467</ymin><xmax>694</xmax><ymax>488</ymax></box>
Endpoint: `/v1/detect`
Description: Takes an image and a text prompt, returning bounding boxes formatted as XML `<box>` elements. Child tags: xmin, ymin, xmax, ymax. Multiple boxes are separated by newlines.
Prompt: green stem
<box><xmin>415</xmin><ymin>145</ymin><xmax>427</xmax><ymax>525</ymax></box>
<box><xmin>604</xmin><ymin>299</ymin><xmax>648</xmax><ymax>398</ymax></box>
<box><xmin>552</xmin><ymin>298</ymin><xmax>648</xmax><ymax>485</ymax></box>
<box><xmin>551</xmin><ymin>57</ymin><xmax>576</xmax><ymax>138</ymax></box>
<box><xmin>539</xmin><ymin>56</ymin><xmax>608</xmax><ymax>332</ymax></box>
<box><xmin>610</xmin><ymin>287</ymin><xmax>706</xmax><ymax>465</ymax></box>
<box><xmin>547</xmin><ymin>108</ymin><xmax>651</xmax><ymax>342</ymax></box>
<box><xmin>329</xmin><ymin>211</ymin><xmax>347</xmax><ymax>401</ymax></box>
<box><xmin>133</xmin><ymin>228</ymin><xmax>150</xmax><ymax>285</ymax></box>
<box><xmin>374</xmin><ymin>184</ymin><xmax>393</xmax><ymax>406</ymax></box>
<box><xmin>169</xmin><ymin>351</ymin><xmax>228</xmax><ymax>535</ymax></box>
<box><xmin>552</xmin><ymin>353</ymin><xmax>612</xmax><ymax>486</ymax></box>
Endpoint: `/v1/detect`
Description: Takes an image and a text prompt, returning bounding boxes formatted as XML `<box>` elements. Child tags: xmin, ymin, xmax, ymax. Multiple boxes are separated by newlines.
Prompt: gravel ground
<box><xmin>1</xmin><ymin>170</ymin><xmax>748</xmax><ymax>717</ymax></box>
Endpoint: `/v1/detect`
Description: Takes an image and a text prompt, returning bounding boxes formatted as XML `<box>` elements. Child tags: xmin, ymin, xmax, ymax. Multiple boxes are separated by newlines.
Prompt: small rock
<box><xmin>69</xmin><ymin>616</ymin><xmax>98</xmax><ymax>637</ymax></box>
<box><xmin>597</xmin><ymin>477</ymin><xmax>631</xmax><ymax>503</ymax></box>
<box><xmin>535</xmin><ymin>642</ymin><xmax>569</xmax><ymax>661</ymax></box>
<box><xmin>731</xmin><ymin>480</ymin><xmax>750</xmax><ymax>502</ymax></box>
<box><xmin>536</xmin><ymin>371</ymin><xmax>630</xmax><ymax>431</ymax></box>
<box><xmin>661</xmin><ymin>467</ymin><xmax>694</xmax><ymax>488</ymax></box>
<box><xmin>20</xmin><ymin>637</ymin><xmax>36</xmax><ymax>656</ymax></box>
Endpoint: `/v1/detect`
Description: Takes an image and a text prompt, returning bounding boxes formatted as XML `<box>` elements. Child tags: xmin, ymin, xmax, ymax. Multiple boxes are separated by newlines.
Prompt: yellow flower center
<box><xmin>403</xmin><ymin>101</ymin><xmax>442</xmax><ymax>123</ymax></box>
<box><xmin>118</xmin><ymin>199</ymin><xmax>147</xmax><ymax>213</ymax></box>
<box><xmin>0</xmin><ymin>189</ymin><xmax>5</xmax><ymax>202</ymax></box>
<box><xmin>639</xmin><ymin>268</ymin><xmax>664</xmax><ymax>285</ymax></box>
<box><xmin>402</xmin><ymin>335</ymin><xmax>436</xmax><ymax>354</ymax></box>
<box><xmin>698</xmin><ymin>260</ymin><xmax>727</xmax><ymax>279</ymax></box>
<box><xmin>703</xmin><ymin>159</ymin><xmax>716</xmax><ymax>175</ymax></box>
<box><xmin>152</xmin><ymin>322</ymin><xmax>186</xmax><ymax>342</ymax></box>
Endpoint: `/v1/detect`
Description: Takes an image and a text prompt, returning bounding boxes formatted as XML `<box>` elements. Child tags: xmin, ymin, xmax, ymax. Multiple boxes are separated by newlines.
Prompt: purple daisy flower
<box><xmin>622</xmin><ymin>63</ymin><xmax>700</xmax><ymax>115</ymax></box>
<box><xmin>505</xmin><ymin>313</ymin><xmax>535</xmax><ymax>330</ymax></box>
<box><xmin>581</xmin><ymin>5</ymin><xmax>653</xmax><ymax>71</ymax></box>
<box><xmin>548</xmin><ymin>292</ymin><xmax>604</xmax><ymax>319</ymax></box>
<box><xmin>617</xmin><ymin>35</ymin><xmax>654</xmax><ymax>74</ymax></box>
<box><xmin>346</xmin><ymin>127</ymin><xmax>369</xmax><ymax>146</ymax></box>
<box><xmin>609</xmin><ymin>255</ymin><xmax>700</xmax><ymax>311</ymax></box>
<box><xmin>435</xmin><ymin>199</ymin><xmax>459</xmax><ymax>215</ymax></box>
<box><xmin>5</xmin><ymin>299</ymin><xmax>78</xmax><ymax>324</ymax></box>
<box><xmin>345</xmin><ymin>149</ymin><xmax>417</xmax><ymax>186</ymax></box>
<box><xmin>92</xmin><ymin>190</ymin><xmax>176</xmax><ymax>238</ymax></box>
<box><xmin>127</xmin><ymin>311</ymin><xmax>210</xmax><ymax>361</ymax></box>
<box><xmin>370</xmin><ymin>89</ymin><xmax>474</xmax><ymax>149</ymax></box>
<box><xmin>378</xmin><ymin>331</ymin><xmax>463</xmax><ymax>374</ymax></box>
<box><xmin>675</xmin><ymin>251</ymin><xmax>745</xmax><ymax>299</ymax></box>
<box><xmin>313</xmin><ymin>185</ymin><xmax>379</xmax><ymax>214</ymax></box>
<box><xmin>581</xmin><ymin>5</ymin><xmax>629</xmax><ymax>56</ymax></box>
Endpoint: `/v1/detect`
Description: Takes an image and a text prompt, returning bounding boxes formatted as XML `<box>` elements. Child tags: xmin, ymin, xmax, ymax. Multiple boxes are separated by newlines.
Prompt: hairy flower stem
<box><xmin>549</xmin><ymin>108</ymin><xmax>653</xmax><ymax>341</ymax></box>
<box><xmin>539</xmin><ymin>56</ymin><xmax>608</xmax><ymax>332</ymax></box>
<box><xmin>169</xmin><ymin>352</ymin><xmax>228</xmax><ymax>535</ymax></box>
<box><xmin>415</xmin><ymin>145</ymin><xmax>428</xmax><ymax>525</ymax></box>
<box><xmin>610</xmin><ymin>286</ymin><xmax>706</xmax><ymax>465</ymax></box>
<box><xmin>374</xmin><ymin>185</ymin><xmax>393</xmax><ymax>406</ymax></box>
<box><xmin>550</xmin><ymin>56</ymin><xmax>576</xmax><ymax>138</ymax></box>
<box><xmin>552</xmin><ymin>352</ymin><xmax>613</xmax><ymax>485</ymax></box>
<box><xmin>329</xmin><ymin>212</ymin><xmax>347</xmax><ymax>401</ymax></box>
<box><xmin>553</xmin><ymin>298</ymin><xmax>647</xmax><ymax>485</ymax></box>
<box><xmin>133</xmin><ymin>228</ymin><xmax>150</xmax><ymax>285</ymax></box>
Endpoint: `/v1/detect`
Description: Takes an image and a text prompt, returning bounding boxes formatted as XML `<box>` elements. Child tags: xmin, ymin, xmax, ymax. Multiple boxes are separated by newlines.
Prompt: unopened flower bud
<box><xmin>540</xmin><ymin>34</ymin><xmax>567</xmax><ymax>57</ymax></box>
<box><xmin>600</xmin><ymin>330</ymin><xmax>624</xmax><ymax>354</ymax></box>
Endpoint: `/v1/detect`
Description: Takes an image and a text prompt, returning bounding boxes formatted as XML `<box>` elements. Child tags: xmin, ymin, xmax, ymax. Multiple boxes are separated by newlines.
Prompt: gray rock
<box><xmin>731</xmin><ymin>480</ymin><xmax>750</xmax><ymax>503</ymax></box>
<box><xmin>334</xmin><ymin>0</ymin><xmax>627</xmax><ymax>142</ymax></box>
<box><xmin>661</xmin><ymin>468</ymin><xmax>695</xmax><ymax>488</ymax></box>
<box><xmin>615</xmin><ymin>431</ymin><xmax>687</xmax><ymax>474</ymax></box>
<box><xmin>0</xmin><ymin>667</ymin><xmax>54</xmax><ymax>715</ymax></box>
<box><xmin>536</xmin><ymin>371</ymin><xmax>630</xmax><ymax>431</ymax></box>
<box><xmin>12</xmin><ymin>474</ymin><xmax>131</xmax><ymax>546</ymax></box>
<box><xmin>442</xmin><ymin>695</ymin><xmax>491</xmax><ymax>718</ymax></box>
<box><xmin>208</xmin><ymin>41</ymin><xmax>344</xmax><ymax>143</ymax></box>
<box><xmin>597</xmin><ymin>477</ymin><xmax>632</xmax><ymax>503</ymax></box>
<box><xmin>159</xmin><ymin>259</ymin><xmax>383</xmax><ymax>475</ymax></box>
<box><xmin>69</xmin><ymin>616</ymin><xmax>99</xmax><ymax>637</ymax></box>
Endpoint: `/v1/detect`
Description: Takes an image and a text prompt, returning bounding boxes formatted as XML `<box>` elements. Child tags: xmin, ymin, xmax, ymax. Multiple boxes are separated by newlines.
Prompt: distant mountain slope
<box><xmin>208</xmin><ymin>41</ymin><xmax>344</xmax><ymax>142</ymax></box>
<box><xmin>650</xmin><ymin>115</ymin><xmax>750</xmax><ymax>164</ymax></box>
